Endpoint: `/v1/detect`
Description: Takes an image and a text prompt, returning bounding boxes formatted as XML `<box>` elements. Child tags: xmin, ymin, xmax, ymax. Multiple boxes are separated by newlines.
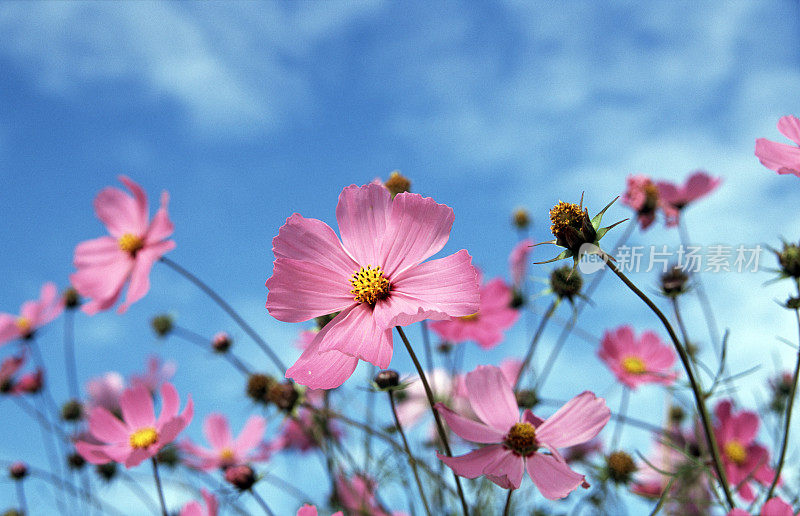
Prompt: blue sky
<box><xmin>0</xmin><ymin>1</ymin><xmax>799</xmax><ymax>514</ymax></box>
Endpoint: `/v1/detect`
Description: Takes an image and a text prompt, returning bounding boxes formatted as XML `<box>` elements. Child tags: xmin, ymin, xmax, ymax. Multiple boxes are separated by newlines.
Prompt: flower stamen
<box><xmin>350</xmin><ymin>266</ymin><xmax>391</xmax><ymax>305</ymax></box>
<box><xmin>16</xmin><ymin>317</ymin><xmax>31</xmax><ymax>335</ymax></box>
<box><xmin>129</xmin><ymin>427</ymin><xmax>159</xmax><ymax>449</ymax></box>
<box><xmin>724</xmin><ymin>441</ymin><xmax>747</xmax><ymax>465</ymax></box>
<box><xmin>621</xmin><ymin>356</ymin><xmax>646</xmax><ymax>375</ymax></box>
<box><xmin>504</xmin><ymin>422</ymin><xmax>538</xmax><ymax>456</ymax></box>
<box><xmin>459</xmin><ymin>312</ymin><xmax>480</xmax><ymax>321</ymax></box>
<box><xmin>119</xmin><ymin>233</ymin><xmax>145</xmax><ymax>256</ymax></box>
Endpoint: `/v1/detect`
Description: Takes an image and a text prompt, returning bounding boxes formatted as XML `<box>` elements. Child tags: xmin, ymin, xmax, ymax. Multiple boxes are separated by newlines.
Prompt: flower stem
<box><xmin>502</xmin><ymin>489</ymin><xmax>514</xmax><ymax>516</ymax></box>
<box><xmin>610</xmin><ymin>387</ymin><xmax>630</xmax><ymax>450</ymax></box>
<box><xmin>150</xmin><ymin>457</ymin><xmax>168</xmax><ymax>516</ymax></box>
<box><xmin>678</xmin><ymin>219</ymin><xmax>721</xmax><ymax>355</ymax></box>
<box><xmin>514</xmin><ymin>299</ymin><xmax>557</xmax><ymax>392</ymax></box>
<box><xmin>389</xmin><ymin>389</ymin><xmax>433</xmax><ymax>516</ymax></box>
<box><xmin>16</xmin><ymin>479</ymin><xmax>27</xmax><ymax>515</ymax></box>
<box><xmin>171</xmin><ymin>324</ymin><xmax>253</xmax><ymax>375</ymax></box>
<box><xmin>764</xmin><ymin>280</ymin><xmax>800</xmax><ymax>503</ymax></box>
<box><xmin>534</xmin><ymin>307</ymin><xmax>580</xmax><ymax>392</ymax></box>
<box><xmin>602</xmin><ymin>255</ymin><xmax>735</xmax><ymax>510</ymax></box>
<box><xmin>249</xmin><ymin>487</ymin><xmax>277</xmax><ymax>516</ymax></box>
<box><xmin>396</xmin><ymin>326</ymin><xmax>470</xmax><ymax>516</ymax></box>
<box><xmin>63</xmin><ymin>310</ymin><xmax>80</xmax><ymax>400</ymax></box>
<box><xmin>160</xmin><ymin>256</ymin><xmax>286</xmax><ymax>372</ymax></box>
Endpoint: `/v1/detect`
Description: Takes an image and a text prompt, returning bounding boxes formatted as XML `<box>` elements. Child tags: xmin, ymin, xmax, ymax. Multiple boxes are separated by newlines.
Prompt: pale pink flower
<box><xmin>429</xmin><ymin>276</ymin><xmax>519</xmax><ymax>350</ymax></box>
<box><xmin>621</xmin><ymin>175</ymin><xmax>663</xmax><ymax>230</ymax></box>
<box><xmin>396</xmin><ymin>368</ymin><xmax>462</xmax><ymax>429</ymax></box>
<box><xmin>180</xmin><ymin>413</ymin><xmax>269</xmax><ymax>470</ymax></box>
<box><xmin>436</xmin><ymin>365</ymin><xmax>609</xmax><ymax>498</ymax></box>
<box><xmin>714</xmin><ymin>400</ymin><xmax>775</xmax><ymax>501</ymax></box>
<box><xmin>0</xmin><ymin>283</ymin><xmax>64</xmax><ymax>345</ymax></box>
<box><xmin>130</xmin><ymin>356</ymin><xmax>176</xmax><ymax>393</ymax></box>
<box><xmin>655</xmin><ymin>171</ymin><xmax>721</xmax><ymax>226</ymax></box>
<box><xmin>180</xmin><ymin>489</ymin><xmax>218</xmax><ymax>516</ymax></box>
<box><xmin>86</xmin><ymin>372</ymin><xmax>126</xmax><ymax>413</ymax></box>
<box><xmin>728</xmin><ymin>497</ymin><xmax>794</xmax><ymax>516</ymax></box>
<box><xmin>275</xmin><ymin>407</ymin><xmax>343</xmax><ymax>453</ymax></box>
<box><xmin>266</xmin><ymin>183</ymin><xmax>480</xmax><ymax>389</ymax></box>
<box><xmin>295</xmin><ymin>329</ymin><xmax>318</xmax><ymax>350</ymax></box>
<box><xmin>0</xmin><ymin>353</ymin><xmax>41</xmax><ymax>395</ymax></box>
<box><xmin>71</xmin><ymin>176</ymin><xmax>175</xmax><ymax>315</ymax></box>
<box><xmin>297</xmin><ymin>505</ymin><xmax>342</xmax><ymax>516</ymax></box>
<box><xmin>509</xmin><ymin>239</ymin><xmax>533</xmax><ymax>286</ymax></box>
<box><xmin>335</xmin><ymin>473</ymin><xmax>394</xmax><ymax>516</ymax></box>
<box><xmin>598</xmin><ymin>326</ymin><xmax>676</xmax><ymax>389</ymax></box>
<box><xmin>755</xmin><ymin>115</ymin><xmax>800</xmax><ymax>177</ymax></box>
<box><xmin>75</xmin><ymin>382</ymin><xmax>193</xmax><ymax>468</ymax></box>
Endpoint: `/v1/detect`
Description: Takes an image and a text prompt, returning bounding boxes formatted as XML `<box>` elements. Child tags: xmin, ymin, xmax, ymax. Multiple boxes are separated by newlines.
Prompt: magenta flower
<box><xmin>621</xmin><ymin>175</ymin><xmax>664</xmax><ymax>230</ymax></box>
<box><xmin>755</xmin><ymin>115</ymin><xmax>800</xmax><ymax>177</ymax></box>
<box><xmin>297</xmin><ymin>505</ymin><xmax>342</xmax><ymax>516</ymax></box>
<box><xmin>509</xmin><ymin>239</ymin><xmax>533</xmax><ymax>287</ymax></box>
<box><xmin>714</xmin><ymin>400</ymin><xmax>775</xmax><ymax>501</ymax></box>
<box><xmin>598</xmin><ymin>326</ymin><xmax>676</xmax><ymax>389</ymax></box>
<box><xmin>0</xmin><ymin>353</ymin><xmax>41</xmax><ymax>395</ymax></box>
<box><xmin>335</xmin><ymin>473</ymin><xmax>397</xmax><ymax>516</ymax></box>
<box><xmin>728</xmin><ymin>497</ymin><xmax>794</xmax><ymax>516</ymax></box>
<box><xmin>180</xmin><ymin>489</ymin><xmax>218</xmax><ymax>516</ymax></box>
<box><xmin>180</xmin><ymin>413</ymin><xmax>269</xmax><ymax>470</ymax></box>
<box><xmin>275</xmin><ymin>406</ymin><xmax>343</xmax><ymax>453</ymax></box>
<box><xmin>71</xmin><ymin>176</ymin><xmax>175</xmax><ymax>315</ymax></box>
<box><xmin>86</xmin><ymin>372</ymin><xmax>126</xmax><ymax>413</ymax></box>
<box><xmin>397</xmin><ymin>368</ymin><xmax>462</xmax><ymax>429</ymax></box>
<box><xmin>76</xmin><ymin>382</ymin><xmax>193</xmax><ymax>468</ymax></box>
<box><xmin>655</xmin><ymin>171</ymin><xmax>721</xmax><ymax>226</ymax></box>
<box><xmin>435</xmin><ymin>365</ymin><xmax>609</xmax><ymax>498</ymax></box>
<box><xmin>130</xmin><ymin>356</ymin><xmax>176</xmax><ymax>394</ymax></box>
<box><xmin>266</xmin><ymin>183</ymin><xmax>480</xmax><ymax>389</ymax></box>
<box><xmin>429</xmin><ymin>275</ymin><xmax>518</xmax><ymax>350</ymax></box>
<box><xmin>0</xmin><ymin>283</ymin><xmax>64</xmax><ymax>345</ymax></box>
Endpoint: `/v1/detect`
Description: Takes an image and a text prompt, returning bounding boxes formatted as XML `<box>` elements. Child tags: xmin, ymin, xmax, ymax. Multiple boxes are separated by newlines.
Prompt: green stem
<box><xmin>250</xmin><ymin>486</ymin><xmax>277</xmax><ymax>516</ymax></box>
<box><xmin>502</xmin><ymin>489</ymin><xmax>514</xmax><ymax>516</ymax></box>
<box><xmin>151</xmin><ymin>457</ymin><xmax>168</xmax><ymax>516</ymax></box>
<box><xmin>611</xmin><ymin>387</ymin><xmax>630</xmax><ymax>450</ymax></box>
<box><xmin>678</xmin><ymin>219</ymin><xmax>721</xmax><ymax>355</ymax></box>
<box><xmin>603</xmin><ymin>256</ymin><xmax>735</xmax><ymax>510</ymax></box>
<box><xmin>514</xmin><ymin>299</ymin><xmax>557</xmax><ymax>392</ymax></box>
<box><xmin>16</xmin><ymin>480</ymin><xmax>27</xmax><ymax>515</ymax></box>
<box><xmin>171</xmin><ymin>325</ymin><xmax>252</xmax><ymax>375</ymax></box>
<box><xmin>534</xmin><ymin>308</ymin><xmax>580</xmax><ymax>391</ymax></box>
<box><xmin>396</xmin><ymin>326</ymin><xmax>470</xmax><ymax>516</ymax></box>
<box><xmin>389</xmin><ymin>390</ymin><xmax>433</xmax><ymax>516</ymax></box>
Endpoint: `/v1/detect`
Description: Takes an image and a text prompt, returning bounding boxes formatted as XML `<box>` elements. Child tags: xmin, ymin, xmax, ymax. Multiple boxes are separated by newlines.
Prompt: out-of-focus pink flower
<box><xmin>295</xmin><ymin>330</ymin><xmax>318</xmax><ymax>350</ymax></box>
<box><xmin>0</xmin><ymin>283</ymin><xmax>64</xmax><ymax>345</ymax></box>
<box><xmin>0</xmin><ymin>353</ymin><xmax>41</xmax><ymax>395</ymax></box>
<box><xmin>436</xmin><ymin>365</ymin><xmax>609</xmax><ymax>498</ymax></box>
<box><xmin>563</xmin><ymin>437</ymin><xmax>603</xmax><ymax>464</ymax></box>
<box><xmin>275</xmin><ymin>408</ymin><xmax>343</xmax><ymax>453</ymax></box>
<box><xmin>714</xmin><ymin>400</ymin><xmax>775</xmax><ymax>501</ymax></box>
<box><xmin>86</xmin><ymin>372</ymin><xmax>126</xmax><ymax>413</ymax></box>
<box><xmin>335</xmin><ymin>473</ymin><xmax>394</xmax><ymax>516</ymax></box>
<box><xmin>621</xmin><ymin>175</ymin><xmax>664</xmax><ymax>230</ymax></box>
<box><xmin>509</xmin><ymin>239</ymin><xmax>533</xmax><ymax>286</ymax></box>
<box><xmin>755</xmin><ymin>115</ymin><xmax>800</xmax><ymax>178</ymax></box>
<box><xmin>297</xmin><ymin>505</ymin><xmax>342</xmax><ymax>516</ymax></box>
<box><xmin>655</xmin><ymin>171</ymin><xmax>721</xmax><ymax>226</ymax></box>
<box><xmin>179</xmin><ymin>489</ymin><xmax>218</xmax><ymax>516</ymax></box>
<box><xmin>130</xmin><ymin>356</ymin><xmax>176</xmax><ymax>393</ymax></box>
<box><xmin>266</xmin><ymin>183</ymin><xmax>480</xmax><ymax>389</ymax></box>
<box><xmin>76</xmin><ymin>382</ymin><xmax>193</xmax><ymax>468</ymax></box>
<box><xmin>429</xmin><ymin>276</ymin><xmax>519</xmax><ymax>350</ymax></box>
<box><xmin>598</xmin><ymin>326</ymin><xmax>676</xmax><ymax>389</ymax></box>
<box><xmin>728</xmin><ymin>497</ymin><xmax>794</xmax><ymax>516</ymax></box>
<box><xmin>71</xmin><ymin>176</ymin><xmax>175</xmax><ymax>315</ymax></box>
<box><xmin>180</xmin><ymin>414</ymin><xmax>269</xmax><ymax>471</ymax></box>
<box><xmin>397</xmin><ymin>369</ymin><xmax>462</xmax><ymax>429</ymax></box>
<box><xmin>15</xmin><ymin>370</ymin><xmax>43</xmax><ymax>394</ymax></box>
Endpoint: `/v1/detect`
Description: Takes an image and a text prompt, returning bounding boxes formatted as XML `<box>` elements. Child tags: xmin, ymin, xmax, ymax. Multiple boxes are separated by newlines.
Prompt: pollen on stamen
<box><xmin>724</xmin><ymin>441</ymin><xmax>747</xmax><ymax>465</ymax></box>
<box><xmin>16</xmin><ymin>317</ymin><xmax>31</xmax><ymax>334</ymax></box>
<box><xmin>119</xmin><ymin>233</ymin><xmax>145</xmax><ymax>255</ymax></box>
<box><xmin>621</xmin><ymin>356</ymin><xmax>646</xmax><ymax>375</ymax></box>
<box><xmin>504</xmin><ymin>422</ymin><xmax>538</xmax><ymax>456</ymax></box>
<box><xmin>350</xmin><ymin>265</ymin><xmax>391</xmax><ymax>305</ymax></box>
<box><xmin>129</xmin><ymin>427</ymin><xmax>159</xmax><ymax>449</ymax></box>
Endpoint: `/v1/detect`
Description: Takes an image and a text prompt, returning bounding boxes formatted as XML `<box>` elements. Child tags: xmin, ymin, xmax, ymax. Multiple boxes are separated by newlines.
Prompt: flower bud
<box><xmin>61</xmin><ymin>399</ymin><xmax>84</xmax><ymax>422</ymax></box>
<box><xmin>315</xmin><ymin>313</ymin><xmax>337</xmax><ymax>330</ymax></box>
<box><xmin>212</xmin><ymin>332</ymin><xmax>232</xmax><ymax>353</ymax></box>
<box><xmin>512</xmin><ymin>208</ymin><xmax>531</xmax><ymax>230</ymax></box>
<box><xmin>550</xmin><ymin>266</ymin><xmax>582</xmax><ymax>302</ymax></box>
<box><xmin>373</xmin><ymin>370</ymin><xmax>400</xmax><ymax>390</ymax></box>
<box><xmin>3</xmin><ymin>509</ymin><xmax>22</xmax><ymax>516</ymax></box>
<box><xmin>660</xmin><ymin>266</ymin><xmax>689</xmax><ymax>298</ymax></box>
<box><xmin>515</xmin><ymin>389</ymin><xmax>538</xmax><ymax>409</ymax></box>
<box><xmin>151</xmin><ymin>314</ymin><xmax>174</xmax><ymax>338</ymax></box>
<box><xmin>384</xmin><ymin>171</ymin><xmax>411</xmax><ymax>198</ymax></box>
<box><xmin>605</xmin><ymin>451</ymin><xmax>636</xmax><ymax>484</ymax></box>
<box><xmin>16</xmin><ymin>371</ymin><xmax>43</xmax><ymax>394</ymax></box>
<box><xmin>156</xmin><ymin>444</ymin><xmax>180</xmax><ymax>468</ymax></box>
<box><xmin>9</xmin><ymin>462</ymin><xmax>27</xmax><ymax>480</ymax></box>
<box><xmin>668</xmin><ymin>405</ymin><xmax>685</xmax><ymax>425</ymax></box>
<box><xmin>225</xmin><ymin>464</ymin><xmax>256</xmax><ymax>491</ymax></box>
<box><xmin>68</xmin><ymin>452</ymin><xmax>86</xmax><ymax>470</ymax></box>
<box><xmin>509</xmin><ymin>288</ymin><xmax>525</xmax><ymax>309</ymax></box>
<box><xmin>63</xmin><ymin>287</ymin><xmax>81</xmax><ymax>309</ymax></box>
<box><xmin>436</xmin><ymin>342</ymin><xmax>453</xmax><ymax>354</ymax></box>
<box><xmin>96</xmin><ymin>462</ymin><xmax>117</xmax><ymax>482</ymax></box>
<box><xmin>267</xmin><ymin>381</ymin><xmax>300</xmax><ymax>412</ymax></box>
<box><xmin>246</xmin><ymin>374</ymin><xmax>275</xmax><ymax>405</ymax></box>
<box><xmin>777</xmin><ymin>241</ymin><xmax>800</xmax><ymax>278</ymax></box>
<box><xmin>785</xmin><ymin>296</ymin><xmax>800</xmax><ymax>310</ymax></box>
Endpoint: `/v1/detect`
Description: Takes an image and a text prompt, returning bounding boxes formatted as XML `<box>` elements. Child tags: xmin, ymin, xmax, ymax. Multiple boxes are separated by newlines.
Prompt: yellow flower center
<box><xmin>129</xmin><ymin>427</ymin><xmax>159</xmax><ymax>449</ymax></box>
<box><xmin>16</xmin><ymin>317</ymin><xmax>32</xmax><ymax>334</ymax></box>
<box><xmin>118</xmin><ymin>233</ymin><xmax>145</xmax><ymax>255</ymax></box>
<box><xmin>219</xmin><ymin>448</ymin><xmax>235</xmax><ymax>463</ymax></box>
<box><xmin>549</xmin><ymin>201</ymin><xmax>584</xmax><ymax>237</ymax></box>
<box><xmin>622</xmin><ymin>356</ymin><xmax>646</xmax><ymax>375</ymax></box>
<box><xmin>504</xmin><ymin>422</ymin><xmax>538</xmax><ymax>456</ymax></box>
<box><xmin>350</xmin><ymin>266</ymin><xmax>391</xmax><ymax>305</ymax></box>
<box><xmin>724</xmin><ymin>440</ymin><xmax>747</xmax><ymax>465</ymax></box>
<box><xmin>459</xmin><ymin>312</ymin><xmax>480</xmax><ymax>321</ymax></box>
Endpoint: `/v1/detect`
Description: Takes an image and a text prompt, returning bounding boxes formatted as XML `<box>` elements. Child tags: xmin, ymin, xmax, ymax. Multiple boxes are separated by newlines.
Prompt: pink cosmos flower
<box><xmin>0</xmin><ymin>283</ymin><xmax>64</xmax><ymax>345</ymax></box>
<box><xmin>435</xmin><ymin>365</ymin><xmax>609</xmax><ymax>498</ymax></box>
<box><xmin>509</xmin><ymin>239</ymin><xmax>533</xmax><ymax>287</ymax></box>
<box><xmin>71</xmin><ymin>176</ymin><xmax>175</xmax><ymax>315</ymax></box>
<box><xmin>728</xmin><ymin>497</ymin><xmax>794</xmax><ymax>516</ymax></box>
<box><xmin>755</xmin><ymin>115</ymin><xmax>800</xmax><ymax>177</ymax></box>
<box><xmin>86</xmin><ymin>372</ymin><xmax>126</xmax><ymax>413</ymax></box>
<box><xmin>297</xmin><ymin>505</ymin><xmax>342</xmax><ymax>516</ymax></box>
<box><xmin>180</xmin><ymin>413</ymin><xmax>269</xmax><ymax>470</ymax></box>
<box><xmin>180</xmin><ymin>489</ymin><xmax>218</xmax><ymax>516</ymax></box>
<box><xmin>655</xmin><ymin>171</ymin><xmax>721</xmax><ymax>226</ymax></box>
<box><xmin>335</xmin><ymin>473</ymin><xmax>403</xmax><ymax>516</ymax></box>
<box><xmin>429</xmin><ymin>275</ymin><xmax>519</xmax><ymax>350</ymax></box>
<box><xmin>130</xmin><ymin>356</ymin><xmax>177</xmax><ymax>393</ymax></box>
<box><xmin>295</xmin><ymin>329</ymin><xmax>318</xmax><ymax>350</ymax></box>
<box><xmin>396</xmin><ymin>368</ymin><xmax>462</xmax><ymax>429</ymax></box>
<box><xmin>598</xmin><ymin>326</ymin><xmax>676</xmax><ymax>389</ymax></box>
<box><xmin>275</xmin><ymin>406</ymin><xmax>343</xmax><ymax>453</ymax></box>
<box><xmin>76</xmin><ymin>382</ymin><xmax>193</xmax><ymax>468</ymax></box>
<box><xmin>266</xmin><ymin>183</ymin><xmax>480</xmax><ymax>389</ymax></box>
<box><xmin>621</xmin><ymin>175</ymin><xmax>666</xmax><ymax>230</ymax></box>
<box><xmin>0</xmin><ymin>353</ymin><xmax>41</xmax><ymax>395</ymax></box>
<box><xmin>714</xmin><ymin>400</ymin><xmax>775</xmax><ymax>501</ymax></box>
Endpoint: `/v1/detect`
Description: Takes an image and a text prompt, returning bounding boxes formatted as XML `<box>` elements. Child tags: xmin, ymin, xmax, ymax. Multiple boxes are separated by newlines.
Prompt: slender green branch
<box><xmin>678</xmin><ymin>219</ymin><xmax>721</xmax><ymax>355</ymax></box>
<box><xmin>502</xmin><ymin>489</ymin><xmax>514</xmax><ymax>516</ymax></box>
<box><xmin>250</xmin><ymin>486</ymin><xmax>277</xmax><ymax>516</ymax></box>
<box><xmin>389</xmin><ymin>390</ymin><xmax>432</xmax><ymax>516</ymax></box>
<box><xmin>611</xmin><ymin>387</ymin><xmax>630</xmax><ymax>450</ymax></box>
<box><xmin>515</xmin><ymin>299</ymin><xmax>557</xmax><ymax>392</ymax></box>
<box><xmin>150</xmin><ymin>457</ymin><xmax>168</xmax><ymax>516</ymax></box>
<box><xmin>171</xmin><ymin>325</ymin><xmax>252</xmax><ymax>375</ymax></box>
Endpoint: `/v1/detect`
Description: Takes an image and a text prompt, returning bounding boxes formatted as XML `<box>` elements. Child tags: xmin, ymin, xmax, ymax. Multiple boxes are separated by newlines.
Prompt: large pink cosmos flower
<box><xmin>71</xmin><ymin>176</ymin><xmax>175</xmax><ymax>315</ymax></box>
<box><xmin>266</xmin><ymin>183</ymin><xmax>480</xmax><ymax>389</ymax></box>
<box><xmin>76</xmin><ymin>382</ymin><xmax>193</xmax><ymax>468</ymax></box>
<box><xmin>655</xmin><ymin>171</ymin><xmax>721</xmax><ymax>226</ymax></box>
<box><xmin>429</xmin><ymin>275</ymin><xmax>518</xmax><ymax>350</ymax></box>
<box><xmin>297</xmin><ymin>505</ymin><xmax>342</xmax><ymax>516</ymax></box>
<box><xmin>755</xmin><ymin>115</ymin><xmax>800</xmax><ymax>177</ymax></box>
<box><xmin>435</xmin><ymin>365</ymin><xmax>609</xmax><ymax>498</ymax></box>
<box><xmin>0</xmin><ymin>283</ymin><xmax>64</xmax><ymax>345</ymax></box>
<box><xmin>180</xmin><ymin>489</ymin><xmax>218</xmax><ymax>516</ymax></box>
<box><xmin>714</xmin><ymin>400</ymin><xmax>775</xmax><ymax>501</ymax></box>
<box><xmin>728</xmin><ymin>497</ymin><xmax>794</xmax><ymax>516</ymax></box>
<box><xmin>621</xmin><ymin>175</ymin><xmax>668</xmax><ymax>230</ymax></box>
<box><xmin>509</xmin><ymin>239</ymin><xmax>533</xmax><ymax>287</ymax></box>
<box><xmin>180</xmin><ymin>413</ymin><xmax>269</xmax><ymax>470</ymax></box>
<box><xmin>598</xmin><ymin>326</ymin><xmax>676</xmax><ymax>389</ymax></box>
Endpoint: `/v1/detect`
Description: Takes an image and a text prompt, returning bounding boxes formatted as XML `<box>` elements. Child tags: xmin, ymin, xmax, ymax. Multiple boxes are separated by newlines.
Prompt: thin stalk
<box><xmin>119</xmin><ymin>470</ymin><xmax>161</xmax><ymax>515</ymax></box>
<box><xmin>396</xmin><ymin>326</ymin><xmax>470</xmax><ymax>516</ymax></box>
<box><xmin>534</xmin><ymin>307</ymin><xmax>580</xmax><ymax>391</ymax></box>
<box><xmin>671</xmin><ymin>297</ymin><xmax>704</xmax><ymax>385</ymax></box>
<box><xmin>678</xmin><ymin>219</ymin><xmax>721</xmax><ymax>355</ymax></box>
<box><xmin>514</xmin><ymin>299</ymin><xmax>557</xmax><ymax>392</ymax></box>
<box><xmin>63</xmin><ymin>310</ymin><xmax>80</xmax><ymax>399</ymax></box>
<box><xmin>603</xmin><ymin>255</ymin><xmax>735</xmax><ymax>510</ymax></box>
<box><xmin>421</xmin><ymin>320</ymin><xmax>436</xmax><ymax>394</ymax></box>
<box><xmin>502</xmin><ymin>489</ymin><xmax>514</xmax><ymax>516</ymax></box>
<box><xmin>364</xmin><ymin>366</ymin><xmax>376</xmax><ymax>473</ymax></box>
<box><xmin>250</xmin><ymin>487</ymin><xmax>277</xmax><ymax>516</ymax></box>
<box><xmin>151</xmin><ymin>457</ymin><xmax>168</xmax><ymax>516</ymax></box>
<box><xmin>389</xmin><ymin>390</ymin><xmax>432</xmax><ymax>516</ymax></box>
<box><xmin>763</xmin><ymin>280</ymin><xmax>800</xmax><ymax>502</ymax></box>
<box><xmin>611</xmin><ymin>388</ymin><xmax>630</xmax><ymax>450</ymax></box>
<box><xmin>160</xmin><ymin>256</ymin><xmax>286</xmax><ymax>372</ymax></box>
<box><xmin>28</xmin><ymin>394</ymin><xmax>68</xmax><ymax>515</ymax></box>
<box><xmin>16</xmin><ymin>480</ymin><xmax>28</xmax><ymax>515</ymax></box>
<box><xmin>171</xmin><ymin>325</ymin><xmax>252</xmax><ymax>375</ymax></box>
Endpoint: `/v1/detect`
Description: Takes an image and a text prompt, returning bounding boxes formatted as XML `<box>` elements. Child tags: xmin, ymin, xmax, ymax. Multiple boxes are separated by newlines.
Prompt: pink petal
<box><xmin>272</xmin><ymin>214</ymin><xmax>359</xmax><ymax>278</ymax></box>
<box><xmin>0</xmin><ymin>314</ymin><xmax>21</xmax><ymax>344</ymax></box>
<box><xmin>203</xmin><ymin>414</ymin><xmax>232</xmax><ymax>449</ymax></box>
<box><xmin>266</xmin><ymin>258</ymin><xmax>354</xmax><ymax>323</ymax></box>
<box><xmin>526</xmin><ymin>453</ymin><xmax>586</xmax><ymax>500</ymax></box>
<box><xmin>119</xmin><ymin>385</ymin><xmax>156</xmax><ymax>429</ymax></box>
<box><xmin>94</xmin><ymin>181</ymin><xmax>146</xmax><ymax>238</ymax></box>
<box><xmin>335</xmin><ymin>183</ymin><xmax>391</xmax><ymax>266</ymax></box>
<box><xmin>73</xmin><ymin>236</ymin><xmax>123</xmax><ymax>267</ymax></box>
<box><xmin>180</xmin><ymin>501</ymin><xmax>203</xmax><ymax>516</ymax></box>
<box><xmin>435</xmin><ymin>402</ymin><xmax>504</xmax><ymax>443</ymax></box>
<box><xmin>509</xmin><ymin>239</ymin><xmax>533</xmax><ymax>286</ymax></box>
<box><xmin>379</xmin><ymin>192</ymin><xmax>454</xmax><ymax>277</ymax></box>
<box><xmin>320</xmin><ymin>304</ymin><xmax>393</xmax><ymax>368</ymax></box>
<box><xmin>75</xmin><ymin>441</ymin><xmax>115</xmax><ymax>465</ymax></box>
<box><xmin>755</xmin><ymin>139</ymin><xmax>800</xmax><ymax>176</ymax></box>
<box><xmin>88</xmin><ymin>406</ymin><xmax>129</xmax><ymax>443</ymax></box>
<box><xmin>777</xmin><ymin>115</ymin><xmax>800</xmax><ymax>145</ymax></box>
<box><xmin>436</xmin><ymin>444</ymin><xmax>506</xmax><ymax>479</ymax></box>
<box><xmin>465</xmin><ymin>365</ymin><xmax>519</xmax><ymax>432</ymax></box>
<box><xmin>684</xmin><ymin>171</ymin><xmax>721</xmax><ymax>202</ymax></box>
<box><xmin>201</xmin><ymin>489</ymin><xmax>218</xmax><ymax>516</ymax></box>
<box><xmin>158</xmin><ymin>396</ymin><xmax>194</xmax><ymax>446</ymax></box>
<box><xmin>762</xmin><ymin>497</ymin><xmax>793</xmax><ymax>516</ymax></box>
<box><xmin>124</xmin><ymin>447</ymin><xmax>153</xmax><ymax>468</ymax></box>
<box><xmin>521</xmin><ymin>409</ymin><xmax>545</xmax><ymax>427</ymax></box>
<box><xmin>233</xmin><ymin>416</ymin><xmax>266</xmax><ymax>454</ymax></box>
<box><xmin>483</xmin><ymin>447</ymin><xmax>525</xmax><ymax>489</ymax></box>
<box><xmin>71</xmin><ymin>258</ymin><xmax>134</xmax><ymax>315</ymax></box>
<box><xmin>297</xmin><ymin>505</ymin><xmax>318</xmax><ymax>516</ymax></box>
<box><xmin>536</xmin><ymin>391</ymin><xmax>610</xmax><ymax>449</ymax></box>
<box><xmin>155</xmin><ymin>381</ymin><xmax>180</xmax><ymax>427</ymax></box>
<box><xmin>118</xmin><ymin>240</ymin><xmax>175</xmax><ymax>314</ymax></box>
<box><xmin>655</xmin><ymin>182</ymin><xmax>681</xmax><ymax>206</ymax></box>
<box><xmin>730</xmin><ymin>412</ymin><xmax>759</xmax><ymax>444</ymax></box>
<box><xmin>144</xmin><ymin>191</ymin><xmax>174</xmax><ymax>245</ymax></box>
<box><xmin>285</xmin><ymin>315</ymin><xmax>359</xmax><ymax>390</ymax></box>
